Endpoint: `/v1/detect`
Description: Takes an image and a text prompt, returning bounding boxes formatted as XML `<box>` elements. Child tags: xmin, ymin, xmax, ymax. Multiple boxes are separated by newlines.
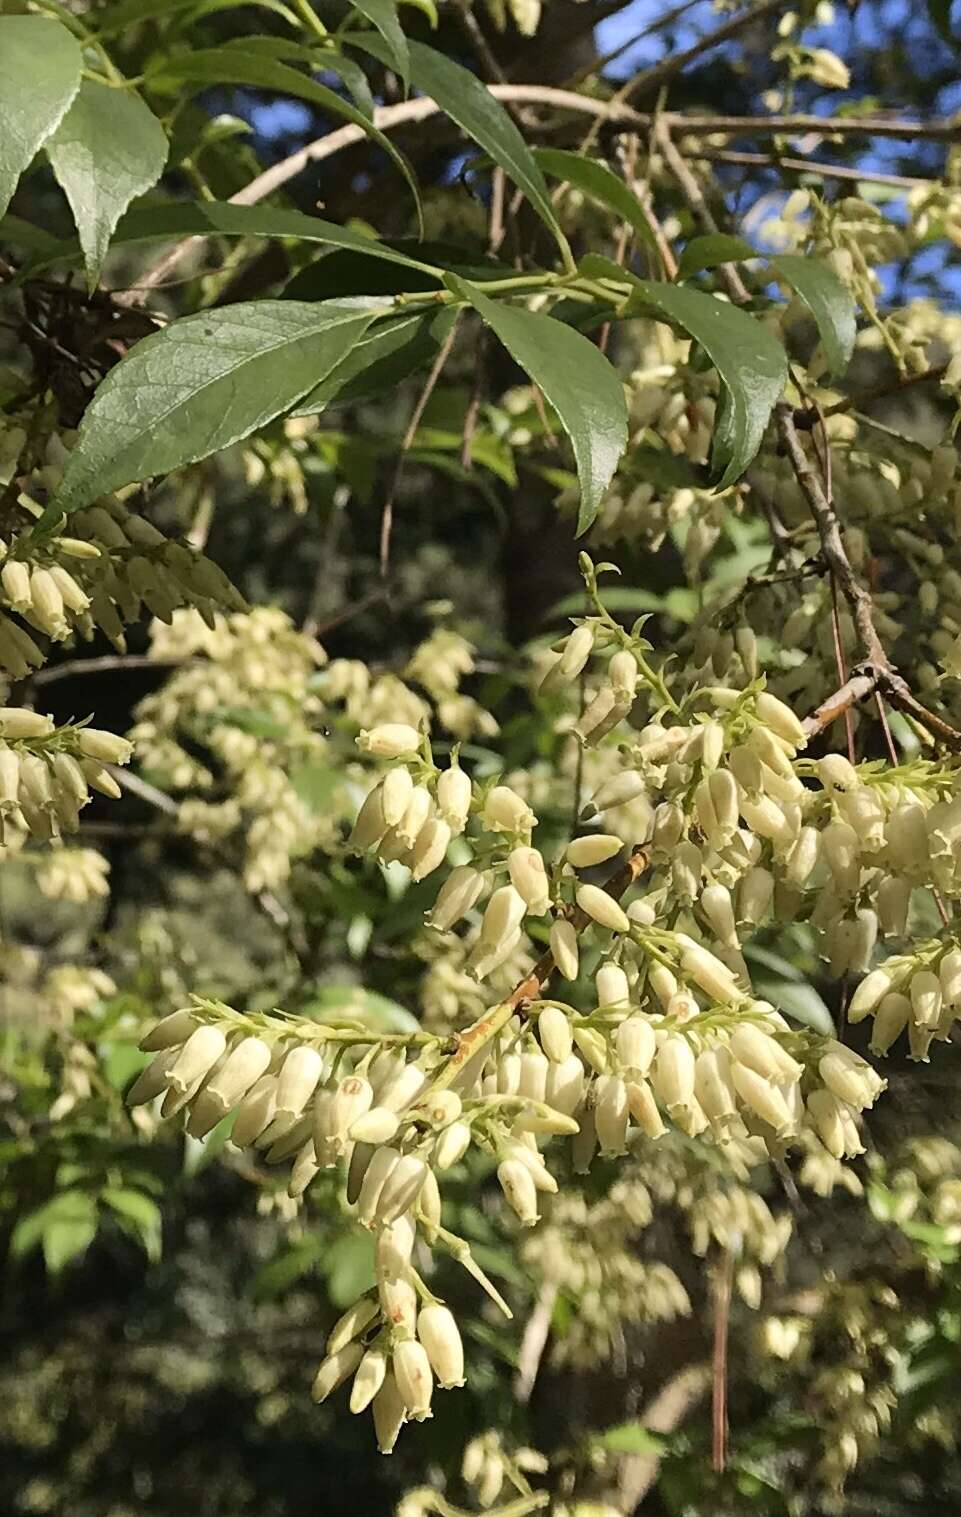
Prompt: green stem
<box><xmin>32</xmin><ymin>0</ymin><xmax>124</xmax><ymax>84</ymax></box>
<box><xmin>291</xmin><ymin>0</ymin><xmax>329</xmax><ymax>40</ymax></box>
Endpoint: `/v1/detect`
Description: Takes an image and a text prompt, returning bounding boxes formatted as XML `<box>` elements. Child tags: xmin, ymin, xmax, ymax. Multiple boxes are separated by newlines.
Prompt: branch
<box><xmin>655</xmin><ymin>124</ymin><xmax>750</xmax><ymax>305</ymax></box>
<box><xmin>613</xmin><ymin>0</ymin><xmax>790</xmax><ymax>108</ymax></box>
<box><xmin>690</xmin><ymin>145</ymin><xmax>933</xmax><ymax>191</ymax></box>
<box><xmin>513</xmin><ymin>1281</ymin><xmax>558</xmax><ymax>1403</ymax></box>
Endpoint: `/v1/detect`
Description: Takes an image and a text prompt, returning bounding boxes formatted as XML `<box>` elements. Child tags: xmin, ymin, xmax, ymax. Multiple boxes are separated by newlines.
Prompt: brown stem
<box><xmin>379</xmin><ymin>319</ymin><xmax>459</xmax><ymax>579</ymax></box>
<box><xmin>712</xmin><ymin>1248</ymin><xmax>734</xmax><ymax>1473</ymax></box>
<box><xmin>614</xmin><ymin>0</ymin><xmax>790</xmax><ymax>108</ymax></box>
<box><xmin>690</xmin><ymin>145</ymin><xmax>933</xmax><ymax>191</ymax></box>
<box><xmin>655</xmin><ymin>125</ymin><xmax>750</xmax><ymax>305</ymax></box>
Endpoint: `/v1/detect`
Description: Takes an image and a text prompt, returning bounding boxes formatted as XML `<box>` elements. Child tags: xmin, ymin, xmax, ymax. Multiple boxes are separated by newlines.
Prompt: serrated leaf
<box><xmin>45</xmin><ymin>302</ymin><xmax>382</xmax><ymax>522</ymax></box>
<box><xmin>351</xmin><ymin>0</ymin><xmax>410</xmax><ymax>89</ymax></box>
<box><xmin>678</xmin><ymin>233</ymin><xmax>755</xmax><ymax>278</ymax></box>
<box><xmin>357</xmin><ymin>35</ymin><xmax>568</xmax><ymax>261</ymax></box>
<box><xmin>21</xmin><ymin>199</ymin><xmax>441</xmax><ymax>281</ymax></box>
<box><xmin>455</xmin><ymin>280</ymin><xmax>627</xmax><ymax>533</ymax></box>
<box><xmin>534</xmin><ymin>147</ymin><xmax>662</xmax><ymax>268</ymax></box>
<box><xmin>145</xmin><ymin>49</ymin><xmax>421</xmax><ymax>223</ymax></box>
<box><xmin>583</xmin><ymin>257</ymin><xmax>787</xmax><ymax>488</ymax></box>
<box><xmin>771</xmin><ymin>252</ymin><xmax>857</xmax><ymax>379</ymax></box>
<box><xmin>0</xmin><ymin>15</ymin><xmax>82</xmax><ymax>219</ymax></box>
<box><xmin>46</xmin><ymin>81</ymin><xmax>168</xmax><ymax>291</ymax></box>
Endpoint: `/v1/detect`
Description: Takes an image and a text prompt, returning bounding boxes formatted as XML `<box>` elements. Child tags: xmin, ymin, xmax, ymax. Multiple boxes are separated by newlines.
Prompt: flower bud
<box><xmin>940</xmin><ymin>949</ymin><xmax>961</xmax><ymax>1005</ymax></box>
<box><xmin>572</xmin><ymin>1023</ymin><xmax>607</xmax><ymax>1073</ymax></box>
<box><xmin>396</xmin><ymin>786</ymin><xmax>431</xmax><ymax>849</ymax></box>
<box><xmin>709</xmin><ymin>769</ymin><xmax>740</xmax><ymax>835</ymax></box>
<box><xmin>730</xmin><ymin>1024</ymin><xmax>802</xmax><ymax>1083</ymax></box>
<box><xmin>869</xmin><ymin>992</ymin><xmax>911</xmax><ymax>1054</ymax></box>
<box><xmin>550</xmin><ymin>919</ymin><xmax>579</xmax><ymax>981</ymax></box>
<box><xmin>627</xmin><ymin>1078</ymin><xmax>665</xmax><ymax>1138</ymax></box>
<box><xmin>127</xmin><ymin>1047</ymin><xmax>180</xmax><ymax>1106</ymax></box>
<box><xmin>911</xmin><ymin>970</ymin><xmax>942</xmax><ymax>1029</ymax></box>
<box><xmin>616</xmin><ymin>1016</ymin><xmax>656</xmax><ymax>1075</ymax></box>
<box><xmin>877</xmin><ymin>875</ymin><xmax>910</xmax><ymax>938</ymax></box>
<box><xmin>393</xmin><ymin>1339</ymin><xmax>434</xmax><ymax>1420</ymax></box>
<box><xmin>730</xmin><ymin>1062</ymin><xmax>795</xmax><ymax>1136</ymax></box>
<box><xmin>818</xmin><ymin>754</ymin><xmax>859</xmax><ymax>792</ymax></box>
<box><xmin>596</xmin><ymin>961</ymin><xmax>630</xmax><ymax>1008</ymax></box>
<box><xmin>517</xmin><ymin>1046</ymin><xmax>548</xmax><ymax>1103</ymax></box>
<box><xmin>326</xmin><ymin>1295</ymin><xmax>379</xmax><ymax>1354</ymax></box>
<box><xmin>409</xmin><ymin>817</ymin><xmax>451</xmax><ymax>881</ymax></box>
<box><xmin>351</xmin><ymin>784</ymin><xmax>389</xmax><ymax>850</ymax></box>
<box><xmin>608</xmin><ymin>649</ymin><xmax>639</xmax><ymax>701</ymax></box>
<box><xmin>376</xmin><ymin>1213</ymin><xmax>416</xmax><ymax>1279</ymax></box>
<box><xmin>428</xmin><ymin>865</ymin><xmax>486</xmax><ymax>931</ymax></box>
<box><xmin>376</xmin><ymin>1154</ymin><xmax>428</xmax><ymax>1224</ymax></box>
<box><xmin>232</xmin><ymin>1075</ymin><xmax>278</xmax><ymax>1147</ymax></box>
<box><xmin>848</xmin><ymin>968</ymin><xmax>894</xmax><ymax>1023</ymax></box>
<box><xmin>373</xmin><ymin>1371</ymin><xmax>406</xmax><ymax>1454</ymax></box>
<box><xmin>0</xmin><ymin>707</ymin><xmax>54</xmax><ymax>739</ymax></box>
<box><xmin>436</xmin><ymin>764</ymin><xmax>472</xmax><ymax>833</ymax></box>
<box><xmin>805</xmin><ymin>1088</ymin><xmax>847</xmax><ymax>1159</ymax></box>
<box><xmin>537</xmin><ymin>1006</ymin><xmax>573</xmax><ymax>1062</ymax></box>
<box><xmin>358</xmin><ymin>724</ymin><xmax>421</xmax><ymax>757</ymax></box>
<box><xmin>348</xmin><ymin>1106</ymin><xmax>401</xmax><ymax>1144</ymax></box>
<box><xmin>700</xmin><ymin>883</ymin><xmax>738</xmax><ymax>946</ymax></box>
<box><xmin>695</xmin><ymin>1047</ymin><xmax>739</xmax><ymax>1129</ymax></box>
<box><xmin>497</xmin><ymin>1157</ymin><xmax>539</xmax><ymax>1224</ymax></box>
<box><xmin>594</xmin><ymin>1073</ymin><xmax>629</xmax><ymax>1153</ymax></box>
<box><xmin>312</xmin><ymin>1342</ymin><xmax>364</xmax><ymax>1402</ymax></box>
<box><xmin>819</xmin><ymin>1050</ymin><xmax>883</xmax><ymax>1110</ymax></box>
<box><xmin>479</xmin><ymin>884</ymin><xmax>527</xmax><ymax>951</ymax></box>
<box><xmin>545</xmin><ymin>1054</ymin><xmax>585</xmax><ymax>1116</ymax></box>
<box><xmin>75</xmin><ymin>728</ymin><xmax>134</xmax><ymax>765</ymax></box>
<box><xmin>276</xmin><ymin>1045</ymin><xmax>324</xmax><ymax>1117</ymax></box>
<box><xmin>331</xmin><ymin>1075</ymin><xmax>374</xmax><ymax>1143</ymax></box>
<box><xmin>204</xmin><ymin>1036</ymin><xmax>272</xmax><ymax>1109</ymax></box>
<box><xmin>379</xmin><ymin>1273</ymin><xmax>417</xmax><ymax>1333</ymax></box>
<box><xmin>417</xmin><ymin>1304</ymin><xmax>464</xmax><ymax>1388</ymax></box>
<box><xmin>652</xmin><ymin>802</ymin><xmax>684</xmax><ymax>851</ymax></box>
<box><xmin>652</xmin><ymin>1034</ymin><xmax>695</xmax><ymax>1112</ymax></box>
<box><xmin>886</xmin><ymin>802</ymin><xmax>929</xmax><ymax>874</ymax></box>
<box><xmin>1</xmin><ymin>560</ymin><xmax>31</xmax><ymax>608</ymax></box>
<box><xmin>350</xmin><ymin>1348</ymin><xmax>388</xmax><ymax>1413</ymax></box>
<box><xmin>357</xmin><ymin>1146</ymin><xmax>401</xmax><ymax>1224</ymax></box>
<box><xmin>679</xmin><ymin>942</ymin><xmax>745</xmax><ymax>1004</ymax></box>
<box><xmin>168</xmin><ymin>1025</ymin><xmax>227</xmax><ymax>1095</ymax></box>
<box><xmin>627</xmin><ymin>898</ymin><xmax>656</xmax><ymax>927</ymax></box>
<box><xmin>591</xmin><ymin>771</ymin><xmax>645</xmax><ymax>810</ymax></box>
<box><xmin>576</xmin><ymin>884</ymin><xmax>630</xmax><ymax>933</ymax></box>
<box><xmin>434</xmin><ymin>1120</ymin><xmax>472</xmax><ymax>1169</ymax></box>
<box><xmin>482</xmin><ymin>785</ymin><xmax>535</xmax><ymax>834</ymax></box>
<box><xmin>381</xmin><ymin>767</ymin><xmax>414</xmax><ymax>827</ymax></box>
<box><xmin>508</xmin><ymin>846</ymin><xmax>550</xmax><ymax>914</ymax></box>
<box><xmin>567</xmin><ymin>833</ymin><xmax>622</xmax><ymax>869</ymax></box>
<box><xmin>140</xmin><ymin>1008</ymin><xmax>199</xmax><ymax>1052</ymax></box>
<box><xmin>648</xmin><ymin>962</ymin><xmax>678</xmax><ymax>1009</ymax></box>
<box><xmin>755</xmin><ymin>691</ymin><xmax>806</xmax><ymax>748</ymax></box>
<box><xmin>672</xmin><ymin>841</ymin><xmax>702</xmax><ymax>901</ymax></box>
<box><xmin>822</xmin><ymin>820</ymin><xmax>861</xmax><ymax>897</ymax></box>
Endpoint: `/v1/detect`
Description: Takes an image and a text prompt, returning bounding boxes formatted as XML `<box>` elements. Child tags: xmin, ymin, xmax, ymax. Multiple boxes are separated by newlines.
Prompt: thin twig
<box><xmin>513</xmin><ymin>1281</ymin><xmax>558</xmax><ymax>1404</ymax></box>
<box><xmin>30</xmin><ymin>654</ymin><xmax>184</xmax><ymax>687</ymax></box>
<box><xmin>379</xmin><ymin>318</ymin><xmax>459</xmax><ymax>579</ymax></box>
<box><xmin>614</xmin><ymin>0</ymin><xmax>789</xmax><ymax>108</ymax></box>
<box><xmin>712</xmin><ymin>1247</ymin><xmax>734</xmax><ymax>1473</ymax></box>
<box><xmin>656</xmin><ymin>124</ymin><xmax>750</xmax><ymax>305</ymax></box>
<box><xmin>691</xmin><ymin>145</ymin><xmax>933</xmax><ymax>191</ymax></box>
<box><xmin>565</xmin><ymin>0</ymin><xmax>706</xmax><ymax>88</ymax></box>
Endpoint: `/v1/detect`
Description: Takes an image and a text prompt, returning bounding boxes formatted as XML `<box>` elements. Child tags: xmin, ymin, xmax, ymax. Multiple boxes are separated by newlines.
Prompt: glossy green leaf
<box><xmin>45</xmin><ymin>302</ymin><xmax>384</xmax><ymax>521</ymax></box>
<box><xmin>771</xmin><ymin>252</ymin><xmax>857</xmax><ymax>379</ymax></box>
<box><xmin>456</xmin><ymin>279</ymin><xmax>627</xmax><ymax>534</ymax></box>
<box><xmin>145</xmin><ymin>49</ymin><xmax>421</xmax><ymax>221</ymax></box>
<box><xmin>358</xmin><ymin>35</ymin><xmax>568</xmax><ymax>261</ymax></box>
<box><xmin>350</xmin><ymin>0</ymin><xmax>410</xmax><ymax>89</ymax></box>
<box><xmin>21</xmin><ymin>198</ymin><xmax>440</xmax><ymax>280</ymax></box>
<box><xmin>0</xmin><ymin>15</ymin><xmax>82</xmax><ymax>219</ymax></box>
<box><xmin>678</xmin><ymin>232</ymin><xmax>755</xmax><ymax>278</ymax></box>
<box><xmin>534</xmin><ymin>147</ymin><xmax>662</xmax><ymax>268</ymax></box>
<box><xmin>292</xmin><ymin>308</ymin><xmax>456</xmax><ymax>414</ymax></box>
<box><xmin>584</xmin><ymin>259</ymin><xmax>787</xmax><ymax>488</ymax></box>
<box><xmin>46</xmin><ymin>81</ymin><xmax>168</xmax><ymax>290</ymax></box>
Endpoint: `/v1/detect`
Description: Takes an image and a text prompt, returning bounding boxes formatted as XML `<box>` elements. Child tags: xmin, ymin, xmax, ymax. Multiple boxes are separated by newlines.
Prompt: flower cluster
<box><xmin>0</xmin><ymin>705</ymin><xmax>133</xmax><ymax>845</ymax></box>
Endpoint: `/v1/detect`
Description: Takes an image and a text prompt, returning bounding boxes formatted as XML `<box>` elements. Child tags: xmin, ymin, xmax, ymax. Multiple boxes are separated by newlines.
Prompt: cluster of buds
<box><xmin>0</xmin><ymin>707</ymin><xmax>133</xmax><ymax>844</ymax></box>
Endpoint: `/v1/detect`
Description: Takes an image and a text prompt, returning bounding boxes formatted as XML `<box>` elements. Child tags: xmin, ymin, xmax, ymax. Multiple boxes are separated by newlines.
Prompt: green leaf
<box><xmin>456</xmin><ymin>279</ymin><xmax>627</xmax><ymax>534</ymax></box>
<box><xmin>0</xmin><ymin>15</ymin><xmax>82</xmax><ymax>219</ymax></box>
<box><xmin>586</xmin><ymin>259</ymin><xmax>787</xmax><ymax>488</ymax></box>
<box><xmin>251</xmin><ymin>1235</ymin><xmax>326</xmax><ymax>1300</ymax></box>
<box><xmin>351</xmin><ymin>0</ymin><xmax>410</xmax><ymax>90</ymax></box>
<box><xmin>534</xmin><ymin>147</ymin><xmax>662</xmax><ymax>268</ymax></box>
<box><xmin>0</xmin><ymin>214</ymin><xmax>61</xmax><ymax>254</ymax></box>
<box><xmin>325</xmin><ymin>1230</ymin><xmax>376</xmax><ymax>1307</ymax></box>
<box><xmin>289</xmin><ymin>762</ymin><xmax>342</xmax><ymax>811</ymax></box>
<box><xmin>45</xmin><ymin>302</ymin><xmax>382</xmax><ymax>522</ymax></box>
<box><xmin>21</xmin><ymin>199</ymin><xmax>441</xmax><ymax>281</ymax></box>
<box><xmin>358</xmin><ymin>35</ymin><xmax>567</xmax><ymax>261</ymax></box>
<box><xmin>678</xmin><ymin>233</ymin><xmax>755</xmax><ymax>279</ymax></box>
<box><xmin>45</xmin><ymin>81</ymin><xmax>168</xmax><ymax>291</ymax></box>
<box><xmin>146</xmin><ymin>49</ymin><xmax>421</xmax><ymax>224</ymax></box>
<box><xmin>102</xmin><ymin>1187</ymin><xmax>163</xmax><ymax>1263</ymax></box>
<box><xmin>292</xmin><ymin>309</ymin><xmax>456</xmax><ymax>414</ymax></box>
<box><xmin>770</xmin><ymin>253</ymin><xmax>857</xmax><ymax>379</ymax></box>
<box><xmin>595</xmin><ymin>1421</ymin><xmax>666</xmax><ymax>1455</ymax></box>
<box><xmin>753</xmin><ymin>976</ymin><xmax>834</xmax><ymax>1034</ymax></box>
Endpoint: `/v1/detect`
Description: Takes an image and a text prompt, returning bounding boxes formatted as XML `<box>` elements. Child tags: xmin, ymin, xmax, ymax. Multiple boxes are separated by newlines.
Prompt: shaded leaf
<box><xmin>358</xmin><ymin>34</ymin><xmax>566</xmax><ymax>258</ymax></box>
<box><xmin>292</xmin><ymin>309</ymin><xmax>457</xmax><ymax>413</ymax></box>
<box><xmin>45</xmin><ymin>302</ymin><xmax>383</xmax><ymax>521</ymax></box>
<box><xmin>325</xmin><ymin>1230</ymin><xmax>376</xmax><ymax>1307</ymax></box>
<box><xmin>771</xmin><ymin>252</ymin><xmax>857</xmax><ymax>379</ymax></box>
<box><xmin>21</xmin><ymin>198</ymin><xmax>440</xmax><ymax>281</ymax></box>
<box><xmin>102</xmin><ymin>1187</ymin><xmax>163</xmax><ymax>1262</ymax></box>
<box><xmin>678</xmin><ymin>232</ymin><xmax>755</xmax><ymax>278</ymax></box>
<box><xmin>351</xmin><ymin>0</ymin><xmax>410</xmax><ymax>89</ymax></box>
<box><xmin>534</xmin><ymin>147</ymin><xmax>662</xmax><ymax>267</ymax></box>
<box><xmin>0</xmin><ymin>15</ymin><xmax>82</xmax><ymax>219</ymax></box>
<box><xmin>456</xmin><ymin>279</ymin><xmax>627</xmax><ymax>533</ymax></box>
<box><xmin>46</xmin><ymin>81</ymin><xmax>168</xmax><ymax>290</ymax></box>
<box><xmin>251</xmin><ymin>1236</ymin><xmax>326</xmax><ymax>1300</ymax></box>
<box><xmin>145</xmin><ymin>49</ymin><xmax>420</xmax><ymax>220</ymax></box>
